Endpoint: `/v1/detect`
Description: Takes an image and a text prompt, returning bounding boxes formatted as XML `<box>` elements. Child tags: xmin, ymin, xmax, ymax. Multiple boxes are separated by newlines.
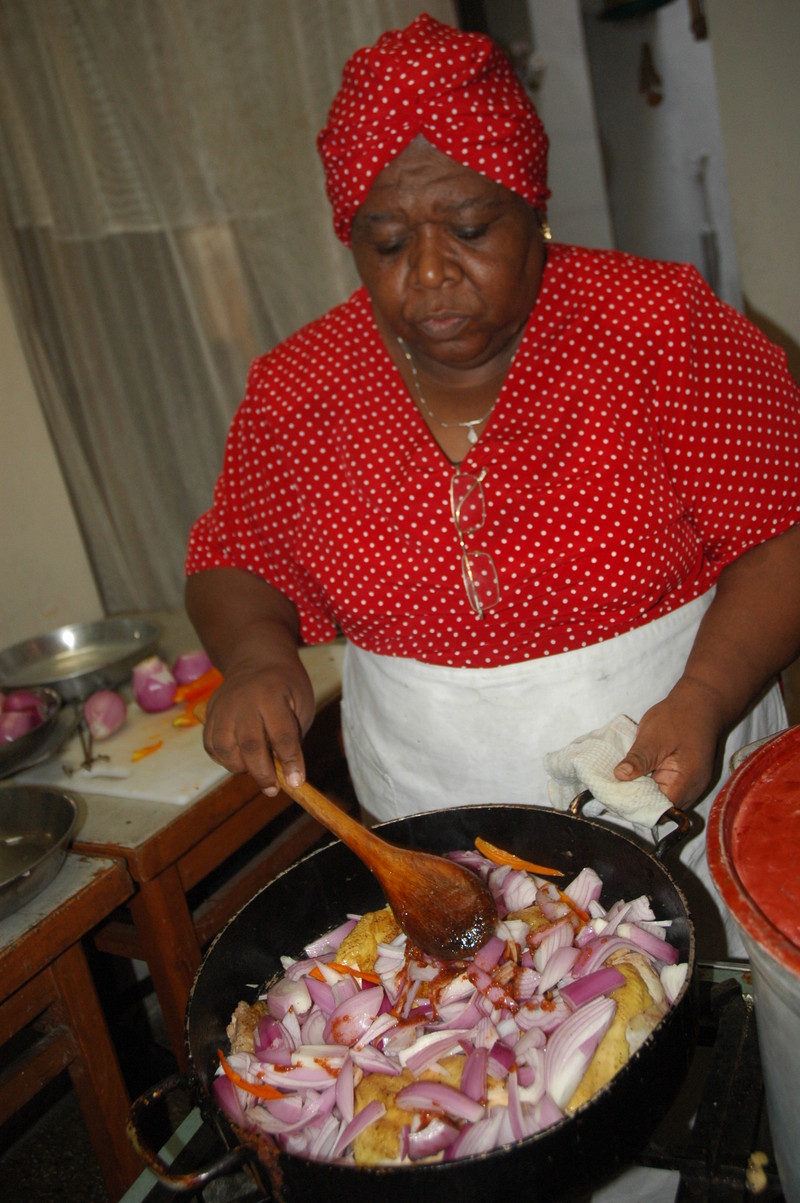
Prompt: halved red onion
<box><xmin>83</xmin><ymin>689</ymin><xmax>127</xmax><ymax>740</ymax></box>
<box><xmin>3</xmin><ymin>688</ymin><xmax>47</xmax><ymax>715</ymax></box>
<box><xmin>0</xmin><ymin>710</ymin><xmax>37</xmax><ymax>742</ymax></box>
<box><xmin>172</xmin><ymin>650</ymin><xmax>213</xmax><ymax>684</ymax></box>
<box><xmin>132</xmin><ymin>656</ymin><xmax>177</xmax><ymax>712</ymax></box>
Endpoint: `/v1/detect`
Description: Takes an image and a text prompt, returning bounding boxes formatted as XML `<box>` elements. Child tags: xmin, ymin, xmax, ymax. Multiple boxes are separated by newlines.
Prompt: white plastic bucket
<box><xmin>708</xmin><ymin>726</ymin><xmax>800</xmax><ymax>1202</ymax></box>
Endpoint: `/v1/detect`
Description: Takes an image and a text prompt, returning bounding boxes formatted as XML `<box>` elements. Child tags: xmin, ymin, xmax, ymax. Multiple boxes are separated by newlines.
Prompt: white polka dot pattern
<box><xmin>186</xmin><ymin>244</ymin><xmax>800</xmax><ymax>669</ymax></box>
<box><xmin>317</xmin><ymin>13</ymin><xmax>549</xmax><ymax>245</ymax></box>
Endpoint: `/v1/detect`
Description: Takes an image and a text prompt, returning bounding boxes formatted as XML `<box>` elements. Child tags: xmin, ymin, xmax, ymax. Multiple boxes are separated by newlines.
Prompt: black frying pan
<box><xmin>129</xmin><ymin>804</ymin><xmax>696</xmax><ymax>1201</ymax></box>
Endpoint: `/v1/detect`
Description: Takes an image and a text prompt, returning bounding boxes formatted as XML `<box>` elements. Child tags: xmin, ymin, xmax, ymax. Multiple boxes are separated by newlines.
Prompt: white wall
<box><xmin>580</xmin><ymin>0</ymin><xmax>742</xmax><ymax>309</ymax></box>
<box><xmin>0</xmin><ymin>270</ymin><xmax>103</xmax><ymax>647</ymax></box>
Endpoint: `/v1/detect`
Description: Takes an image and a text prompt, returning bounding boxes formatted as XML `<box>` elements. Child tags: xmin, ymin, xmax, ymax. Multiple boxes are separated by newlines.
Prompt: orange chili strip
<box><xmin>309</xmin><ymin>962</ymin><xmax>381</xmax><ymax>985</ymax></box>
<box><xmin>556</xmin><ymin>888</ymin><xmax>590</xmax><ymax>924</ymax></box>
<box><xmin>217</xmin><ymin>1048</ymin><xmax>284</xmax><ymax>1099</ymax></box>
<box><xmin>131</xmin><ymin>739</ymin><xmax>163</xmax><ymax>762</ymax></box>
<box><xmin>173</xmin><ymin>667</ymin><xmax>224</xmax><ymax>704</ymax></box>
<box><xmin>475</xmin><ymin>836</ymin><xmax>564</xmax><ymax>878</ymax></box>
<box><xmin>172</xmin><ymin>710</ymin><xmax>201</xmax><ymax>728</ymax></box>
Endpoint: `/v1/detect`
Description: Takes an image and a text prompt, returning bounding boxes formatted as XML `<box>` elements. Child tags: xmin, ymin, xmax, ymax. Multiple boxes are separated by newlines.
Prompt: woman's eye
<box><xmin>454</xmin><ymin>224</ymin><xmax>489</xmax><ymax>242</ymax></box>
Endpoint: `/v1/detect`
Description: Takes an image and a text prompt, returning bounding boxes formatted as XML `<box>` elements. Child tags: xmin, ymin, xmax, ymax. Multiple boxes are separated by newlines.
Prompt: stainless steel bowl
<box><xmin>0</xmin><ymin>785</ymin><xmax>78</xmax><ymax>920</ymax></box>
<box><xmin>0</xmin><ymin>686</ymin><xmax>63</xmax><ymax>777</ymax></box>
<box><xmin>0</xmin><ymin>617</ymin><xmax>161</xmax><ymax>702</ymax></box>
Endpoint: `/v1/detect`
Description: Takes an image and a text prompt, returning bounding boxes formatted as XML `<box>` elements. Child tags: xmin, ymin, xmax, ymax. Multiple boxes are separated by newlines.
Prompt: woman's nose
<box><xmin>411</xmin><ymin>228</ymin><xmax>459</xmax><ymax>288</ymax></box>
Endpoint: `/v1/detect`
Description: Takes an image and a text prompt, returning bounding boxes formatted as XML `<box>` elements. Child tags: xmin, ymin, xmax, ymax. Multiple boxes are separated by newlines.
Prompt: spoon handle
<box><xmin>274</xmin><ymin>761</ymin><xmax>383</xmax><ymax>867</ymax></box>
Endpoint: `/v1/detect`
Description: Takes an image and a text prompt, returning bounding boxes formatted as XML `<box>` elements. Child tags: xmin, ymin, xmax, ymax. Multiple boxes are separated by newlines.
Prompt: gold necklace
<box><xmin>397</xmin><ymin>338</ymin><xmax>500</xmax><ymax>446</ymax></box>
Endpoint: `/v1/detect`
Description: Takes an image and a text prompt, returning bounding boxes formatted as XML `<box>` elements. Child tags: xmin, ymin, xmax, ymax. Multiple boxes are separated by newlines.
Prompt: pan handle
<box><xmin>569</xmin><ymin>790</ymin><xmax>691</xmax><ymax>860</ymax></box>
<box><xmin>126</xmin><ymin>1072</ymin><xmax>261</xmax><ymax>1193</ymax></box>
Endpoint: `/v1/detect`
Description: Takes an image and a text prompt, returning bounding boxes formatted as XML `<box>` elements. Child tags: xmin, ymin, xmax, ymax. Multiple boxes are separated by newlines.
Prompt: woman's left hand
<box><xmin>614</xmin><ymin>522</ymin><xmax>800</xmax><ymax>809</ymax></box>
<box><xmin>613</xmin><ymin>678</ymin><xmax>726</xmax><ymax>808</ymax></box>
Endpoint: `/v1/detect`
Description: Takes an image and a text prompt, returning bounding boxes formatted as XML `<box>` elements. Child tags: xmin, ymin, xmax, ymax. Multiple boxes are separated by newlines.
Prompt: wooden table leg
<box><xmin>49</xmin><ymin>940</ymin><xmax>142</xmax><ymax>1199</ymax></box>
<box><xmin>128</xmin><ymin>865</ymin><xmax>203</xmax><ymax>1067</ymax></box>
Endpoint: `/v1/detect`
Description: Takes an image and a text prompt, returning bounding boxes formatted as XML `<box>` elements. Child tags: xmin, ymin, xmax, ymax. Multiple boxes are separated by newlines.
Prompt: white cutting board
<box><xmin>16</xmin><ymin>700</ymin><xmax>229</xmax><ymax>805</ymax></box>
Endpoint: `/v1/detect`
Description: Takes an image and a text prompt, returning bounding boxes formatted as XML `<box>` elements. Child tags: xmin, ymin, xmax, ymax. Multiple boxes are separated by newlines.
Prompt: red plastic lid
<box><xmin>707</xmin><ymin>725</ymin><xmax>800</xmax><ymax>977</ymax></box>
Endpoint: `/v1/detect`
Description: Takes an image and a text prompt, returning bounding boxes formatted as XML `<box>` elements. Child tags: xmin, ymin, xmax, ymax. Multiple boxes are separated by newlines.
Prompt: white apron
<box><xmin>340</xmin><ymin>589</ymin><xmax>787</xmax><ymax>1203</ymax></box>
<box><xmin>341</xmin><ymin>588</ymin><xmax>787</xmax><ymax>959</ymax></box>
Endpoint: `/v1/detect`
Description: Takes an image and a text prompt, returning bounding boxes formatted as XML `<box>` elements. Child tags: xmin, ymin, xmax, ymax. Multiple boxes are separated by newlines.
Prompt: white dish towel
<box><xmin>544</xmin><ymin>715</ymin><xmax>672</xmax><ymax>829</ymax></box>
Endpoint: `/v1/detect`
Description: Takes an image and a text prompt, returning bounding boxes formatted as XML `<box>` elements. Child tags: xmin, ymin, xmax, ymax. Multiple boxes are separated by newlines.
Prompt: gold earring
<box><xmin>540</xmin><ymin>217</ymin><xmax>552</xmax><ymax>242</ymax></box>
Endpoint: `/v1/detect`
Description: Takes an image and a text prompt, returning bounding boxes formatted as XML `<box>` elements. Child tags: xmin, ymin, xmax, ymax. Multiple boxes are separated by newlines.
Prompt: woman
<box><xmin>185</xmin><ymin>16</ymin><xmax>800</xmax><ymax>960</ymax></box>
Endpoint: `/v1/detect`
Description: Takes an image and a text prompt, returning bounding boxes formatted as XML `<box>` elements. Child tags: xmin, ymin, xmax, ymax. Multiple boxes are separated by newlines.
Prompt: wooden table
<box><xmin>19</xmin><ymin>621</ymin><xmax>348</xmax><ymax>1068</ymax></box>
<box><xmin>0</xmin><ymin>852</ymin><xmax>142</xmax><ymax>1200</ymax></box>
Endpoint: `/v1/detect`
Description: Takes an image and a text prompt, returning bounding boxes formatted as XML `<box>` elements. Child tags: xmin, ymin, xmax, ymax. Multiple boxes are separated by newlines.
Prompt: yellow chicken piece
<box><xmin>335</xmin><ymin>907</ymin><xmax>402</xmax><ymax>973</ymax></box>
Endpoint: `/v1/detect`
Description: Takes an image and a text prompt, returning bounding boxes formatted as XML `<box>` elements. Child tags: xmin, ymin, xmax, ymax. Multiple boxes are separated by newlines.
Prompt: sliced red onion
<box><xmin>304</xmin><ymin>918</ymin><xmax>358</xmax><ymax>957</ymax></box>
<box><xmin>324</xmin><ymin>984</ymin><xmax>384</xmax><ymax>1047</ymax></box>
<box><xmin>334</xmin><ymin>1054</ymin><xmax>354</xmax><ymax>1123</ymax></box>
<box><xmin>395</xmin><ymin>1081</ymin><xmax>485</xmax><ymax>1124</ymax></box>
<box><xmin>350</xmin><ymin>1044</ymin><xmax>402</xmax><ymax>1076</ymax></box>
<box><xmin>399</xmin><ymin>1031</ymin><xmax>467</xmax><ymax>1075</ymax></box>
<box><xmin>564</xmin><ymin>867</ymin><xmax>603</xmax><ymax>911</ymax></box>
<box><xmin>487</xmin><ymin>1040</ymin><xmax>515</xmax><ymax>1080</ymax></box>
<box><xmin>132</xmin><ymin>655</ymin><xmax>177</xmax><ymax>712</ymax></box>
<box><xmin>267</xmin><ymin>976</ymin><xmax>312</xmax><ymax>1021</ymax></box>
<box><xmin>544</xmin><ymin>995</ymin><xmax>616</xmax><ymax>1109</ymax></box>
<box><xmin>83</xmin><ymin>690</ymin><xmax>127</xmax><ymax>740</ymax></box>
<box><xmin>445</xmin><ymin>1108</ymin><xmax>505</xmax><ymax>1160</ymax></box>
<box><xmin>407</xmin><ymin>1116</ymin><xmax>460</xmax><ymax>1161</ymax></box>
<box><xmin>560</xmin><ymin>965</ymin><xmax>627</xmax><ymax>1009</ymax></box>
<box><xmin>300</xmin><ymin>1008</ymin><xmax>329</xmax><ymax>1046</ymax></box>
<box><xmin>211</xmin><ymin>1073</ymin><xmax>248</xmax><ymax>1126</ymax></box>
<box><xmin>537</xmin><ymin>944</ymin><xmax>580</xmax><ymax>995</ymax></box>
<box><xmin>254</xmin><ymin>1014</ymin><xmax>295</xmax><ymax>1054</ymax></box>
<box><xmin>616</xmin><ymin>922</ymin><xmax>680</xmax><ymax>964</ymax></box>
<box><xmin>330</xmin><ymin>1100</ymin><xmax>386</xmax><ymax>1160</ymax></box>
<box><xmin>460</xmin><ymin>1046</ymin><xmax>489</xmax><ymax>1102</ymax></box>
<box><xmin>660</xmin><ymin>961</ymin><xmax>689</xmax><ymax>1005</ymax></box>
<box><xmin>471</xmin><ymin>935</ymin><xmax>506</xmax><ymax>973</ymax></box>
<box><xmin>305</xmin><ymin>975</ymin><xmax>336</xmax><ymax>1016</ymax></box>
<box><xmin>171</xmin><ymin>649</ymin><xmax>213</xmax><ymax>684</ymax></box>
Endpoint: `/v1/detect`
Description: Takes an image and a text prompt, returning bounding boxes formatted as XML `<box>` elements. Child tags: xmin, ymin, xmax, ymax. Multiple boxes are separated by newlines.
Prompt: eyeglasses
<box><xmin>449</xmin><ymin>467</ymin><xmax>500</xmax><ymax>618</ymax></box>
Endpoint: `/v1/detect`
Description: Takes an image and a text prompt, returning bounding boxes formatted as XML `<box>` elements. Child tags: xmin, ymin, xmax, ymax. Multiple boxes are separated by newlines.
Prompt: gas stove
<box><xmin>123</xmin><ymin>963</ymin><xmax>785</xmax><ymax>1202</ymax></box>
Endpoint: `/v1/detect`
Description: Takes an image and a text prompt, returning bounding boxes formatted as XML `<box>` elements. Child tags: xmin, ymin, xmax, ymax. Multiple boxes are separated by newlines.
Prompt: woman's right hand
<box><xmin>185</xmin><ymin>567</ymin><xmax>315</xmax><ymax>795</ymax></box>
<box><xmin>201</xmin><ymin>653</ymin><xmax>316</xmax><ymax>794</ymax></box>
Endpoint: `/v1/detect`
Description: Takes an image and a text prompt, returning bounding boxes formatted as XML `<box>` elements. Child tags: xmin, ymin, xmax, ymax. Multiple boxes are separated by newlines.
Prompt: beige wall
<box><xmin>706</xmin><ymin>0</ymin><xmax>800</xmax><ymax>376</ymax></box>
<box><xmin>0</xmin><ymin>272</ymin><xmax>102</xmax><ymax>647</ymax></box>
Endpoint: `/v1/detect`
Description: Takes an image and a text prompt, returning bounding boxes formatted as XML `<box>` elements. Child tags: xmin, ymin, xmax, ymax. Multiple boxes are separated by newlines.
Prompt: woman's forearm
<box><xmin>184</xmin><ymin>567</ymin><xmax>316</xmax><ymax>793</ymax></box>
<box><xmin>680</xmin><ymin>522</ymin><xmax>800</xmax><ymax>731</ymax></box>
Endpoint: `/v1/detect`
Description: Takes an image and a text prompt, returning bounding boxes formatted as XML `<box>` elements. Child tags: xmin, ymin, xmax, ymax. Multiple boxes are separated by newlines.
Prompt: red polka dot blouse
<box><xmin>186</xmin><ymin>244</ymin><xmax>800</xmax><ymax>668</ymax></box>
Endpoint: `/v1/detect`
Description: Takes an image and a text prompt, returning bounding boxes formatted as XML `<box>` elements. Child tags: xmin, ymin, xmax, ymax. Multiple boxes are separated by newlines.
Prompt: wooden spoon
<box><xmin>274</xmin><ymin>762</ymin><xmax>498</xmax><ymax>961</ymax></box>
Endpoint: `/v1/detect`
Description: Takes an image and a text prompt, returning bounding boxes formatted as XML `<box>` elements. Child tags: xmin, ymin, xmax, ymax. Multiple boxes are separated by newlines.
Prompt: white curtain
<box><xmin>0</xmin><ymin>0</ymin><xmax>457</xmax><ymax>612</ymax></box>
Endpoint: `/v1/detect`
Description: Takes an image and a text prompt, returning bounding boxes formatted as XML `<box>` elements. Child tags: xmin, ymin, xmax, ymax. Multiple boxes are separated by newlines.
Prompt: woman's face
<box><xmin>351</xmin><ymin>139</ymin><xmax>545</xmax><ymax>377</ymax></box>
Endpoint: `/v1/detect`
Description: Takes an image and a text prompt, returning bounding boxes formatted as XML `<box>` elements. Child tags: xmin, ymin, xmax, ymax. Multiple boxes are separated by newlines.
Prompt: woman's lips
<box><xmin>415</xmin><ymin>311</ymin><xmax>470</xmax><ymax>339</ymax></box>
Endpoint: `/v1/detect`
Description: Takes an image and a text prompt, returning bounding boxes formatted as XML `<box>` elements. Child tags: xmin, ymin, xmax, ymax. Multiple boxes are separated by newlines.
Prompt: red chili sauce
<box><xmin>731</xmin><ymin>769</ymin><xmax>800</xmax><ymax>947</ymax></box>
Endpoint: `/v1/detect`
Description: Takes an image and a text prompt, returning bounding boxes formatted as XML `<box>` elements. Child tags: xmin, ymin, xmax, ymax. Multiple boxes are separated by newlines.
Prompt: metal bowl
<box><xmin>0</xmin><ymin>617</ymin><xmax>161</xmax><ymax>702</ymax></box>
<box><xmin>0</xmin><ymin>686</ymin><xmax>63</xmax><ymax>777</ymax></box>
<box><xmin>0</xmin><ymin>785</ymin><xmax>78</xmax><ymax>920</ymax></box>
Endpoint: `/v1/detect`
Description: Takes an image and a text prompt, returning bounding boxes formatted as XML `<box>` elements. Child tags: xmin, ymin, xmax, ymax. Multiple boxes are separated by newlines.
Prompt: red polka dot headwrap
<box><xmin>317</xmin><ymin>14</ymin><xmax>550</xmax><ymax>246</ymax></box>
